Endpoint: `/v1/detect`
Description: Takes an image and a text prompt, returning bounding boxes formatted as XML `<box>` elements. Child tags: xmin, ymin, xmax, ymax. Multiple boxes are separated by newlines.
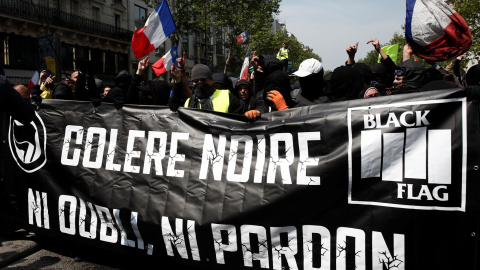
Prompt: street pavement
<box><xmin>0</xmin><ymin>228</ymin><xmax>119</xmax><ymax>269</ymax></box>
<box><xmin>0</xmin><ymin>216</ymin><xmax>125</xmax><ymax>269</ymax></box>
<box><xmin>0</xmin><ymin>216</ymin><xmax>202</xmax><ymax>270</ymax></box>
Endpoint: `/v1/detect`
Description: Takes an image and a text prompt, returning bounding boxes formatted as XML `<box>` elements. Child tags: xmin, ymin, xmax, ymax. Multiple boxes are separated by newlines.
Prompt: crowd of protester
<box><xmin>2</xmin><ymin>40</ymin><xmax>480</xmax><ymax>126</ymax></box>
<box><xmin>7</xmin><ymin>40</ymin><xmax>480</xmax><ymax>124</ymax></box>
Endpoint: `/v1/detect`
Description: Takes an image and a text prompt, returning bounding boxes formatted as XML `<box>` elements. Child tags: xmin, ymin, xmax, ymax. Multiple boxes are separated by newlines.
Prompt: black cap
<box><xmin>191</xmin><ymin>64</ymin><xmax>212</xmax><ymax>80</ymax></box>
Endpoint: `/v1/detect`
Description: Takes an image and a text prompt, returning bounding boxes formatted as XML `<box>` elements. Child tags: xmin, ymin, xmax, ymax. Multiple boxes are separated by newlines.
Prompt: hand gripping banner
<box><xmin>3</xmin><ymin>89</ymin><xmax>480</xmax><ymax>269</ymax></box>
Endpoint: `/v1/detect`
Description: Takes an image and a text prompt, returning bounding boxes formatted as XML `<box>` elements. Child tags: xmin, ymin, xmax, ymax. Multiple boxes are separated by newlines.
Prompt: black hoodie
<box><xmin>396</xmin><ymin>60</ymin><xmax>425</xmax><ymax>94</ymax></box>
<box><xmin>104</xmin><ymin>70</ymin><xmax>132</xmax><ymax>103</ymax></box>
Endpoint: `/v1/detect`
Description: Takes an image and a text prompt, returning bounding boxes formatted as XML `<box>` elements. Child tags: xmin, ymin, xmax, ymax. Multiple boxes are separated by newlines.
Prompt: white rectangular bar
<box><xmin>361</xmin><ymin>130</ymin><xmax>382</xmax><ymax>178</ymax></box>
<box><xmin>405</xmin><ymin>127</ymin><xmax>427</xmax><ymax>179</ymax></box>
<box><xmin>382</xmin><ymin>133</ymin><xmax>405</xmax><ymax>182</ymax></box>
<box><xmin>428</xmin><ymin>130</ymin><xmax>451</xmax><ymax>184</ymax></box>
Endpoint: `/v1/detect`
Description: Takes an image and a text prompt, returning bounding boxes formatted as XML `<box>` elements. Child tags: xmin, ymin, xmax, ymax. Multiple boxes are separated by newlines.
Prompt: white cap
<box><xmin>292</xmin><ymin>58</ymin><xmax>323</xmax><ymax>77</ymax></box>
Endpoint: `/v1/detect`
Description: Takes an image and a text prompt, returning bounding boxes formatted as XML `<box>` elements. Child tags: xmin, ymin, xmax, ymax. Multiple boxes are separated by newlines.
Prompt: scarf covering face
<box><xmin>327</xmin><ymin>66</ymin><xmax>365</xmax><ymax>102</ymax></box>
<box><xmin>263</xmin><ymin>70</ymin><xmax>295</xmax><ymax>108</ymax></box>
<box><xmin>187</xmin><ymin>82</ymin><xmax>215</xmax><ymax>111</ymax></box>
<box><xmin>299</xmin><ymin>71</ymin><xmax>325</xmax><ymax>100</ymax></box>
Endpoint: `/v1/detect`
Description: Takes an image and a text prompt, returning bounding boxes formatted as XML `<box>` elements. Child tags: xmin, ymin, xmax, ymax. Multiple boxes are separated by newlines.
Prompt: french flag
<box><xmin>239</xmin><ymin>48</ymin><xmax>250</xmax><ymax>80</ymax></box>
<box><xmin>131</xmin><ymin>0</ymin><xmax>176</xmax><ymax>59</ymax></box>
<box><xmin>27</xmin><ymin>70</ymin><xmax>39</xmax><ymax>90</ymax></box>
<box><xmin>237</xmin><ymin>29</ymin><xmax>249</xmax><ymax>45</ymax></box>
<box><xmin>152</xmin><ymin>44</ymin><xmax>178</xmax><ymax>76</ymax></box>
<box><xmin>406</xmin><ymin>0</ymin><xmax>472</xmax><ymax>61</ymax></box>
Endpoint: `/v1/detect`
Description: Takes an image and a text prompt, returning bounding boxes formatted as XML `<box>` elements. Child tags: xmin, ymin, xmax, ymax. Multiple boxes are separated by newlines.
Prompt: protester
<box><xmin>0</xmin><ymin>66</ymin><xmax>35</xmax><ymax>182</ymax></box>
<box><xmin>14</xmin><ymin>85</ymin><xmax>29</xmax><ymax>98</ymax></box>
<box><xmin>102</xmin><ymin>85</ymin><xmax>112</xmax><ymax>99</ymax></box>
<box><xmin>465</xmin><ymin>64</ymin><xmax>480</xmax><ymax>87</ymax></box>
<box><xmin>233</xmin><ymin>79</ymin><xmax>253</xmax><ymax>112</ymax></box>
<box><xmin>169</xmin><ymin>64</ymin><xmax>244</xmax><ymax>114</ymax></box>
<box><xmin>103</xmin><ymin>70</ymin><xmax>132</xmax><ymax>104</ymax></box>
<box><xmin>395</xmin><ymin>60</ymin><xmax>425</xmax><ymax>94</ymax></box>
<box><xmin>212</xmin><ymin>73</ymin><xmax>234</xmax><ymax>92</ymax></box>
<box><xmin>52</xmin><ymin>71</ymin><xmax>78</xmax><ymax>100</ymax></box>
<box><xmin>327</xmin><ymin>66</ymin><xmax>365</xmax><ymax>102</ymax></box>
<box><xmin>246</xmin><ymin>68</ymin><xmax>295</xmax><ymax>120</ymax></box>
<box><xmin>291</xmin><ymin>58</ymin><xmax>329</xmax><ymax>105</ymax></box>
<box><xmin>128</xmin><ymin>56</ymin><xmax>173</xmax><ymax>106</ymax></box>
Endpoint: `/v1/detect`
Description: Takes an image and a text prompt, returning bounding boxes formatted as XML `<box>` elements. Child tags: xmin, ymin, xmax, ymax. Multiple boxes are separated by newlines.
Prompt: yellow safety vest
<box><xmin>279</xmin><ymin>47</ymin><xmax>288</xmax><ymax>60</ymax></box>
<box><xmin>184</xmin><ymin>89</ymin><xmax>230</xmax><ymax>113</ymax></box>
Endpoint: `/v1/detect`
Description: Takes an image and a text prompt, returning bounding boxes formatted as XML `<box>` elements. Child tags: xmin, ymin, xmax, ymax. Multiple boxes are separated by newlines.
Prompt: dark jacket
<box><xmin>104</xmin><ymin>70</ymin><xmax>132</xmax><ymax>103</ymax></box>
<box><xmin>127</xmin><ymin>75</ymin><xmax>171</xmax><ymax>105</ymax></box>
<box><xmin>0</xmin><ymin>75</ymin><xmax>35</xmax><ymax>179</ymax></box>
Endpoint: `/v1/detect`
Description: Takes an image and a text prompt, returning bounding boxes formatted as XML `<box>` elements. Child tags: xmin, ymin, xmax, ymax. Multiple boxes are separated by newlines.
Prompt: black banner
<box><xmin>4</xmin><ymin>89</ymin><xmax>480</xmax><ymax>269</ymax></box>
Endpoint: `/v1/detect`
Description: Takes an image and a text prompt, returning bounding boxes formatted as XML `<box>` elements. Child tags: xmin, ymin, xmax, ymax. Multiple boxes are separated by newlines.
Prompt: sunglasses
<box><xmin>394</xmin><ymin>70</ymin><xmax>404</xmax><ymax>76</ymax></box>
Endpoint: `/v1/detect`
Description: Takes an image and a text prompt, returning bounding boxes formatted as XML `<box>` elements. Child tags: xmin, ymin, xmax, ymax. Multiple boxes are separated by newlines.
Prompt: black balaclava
<box><xmin>263</xmin><ymin>70</ymin><xmax>295</xmax><ymax>108</ymax></box>
<box><xmin>299</xmin><ymin>70</ymin><xmax>325</xmax><ymax>100</ymax></box>
<box><xmin>327</xmin><ymin>66</ymin><xmax>365</xmax><ymax>102</ymax></box>
<box><xmin>352</xmin><ymin>63</ymin><xmax>372</xmax><ymax>85</ymax></box>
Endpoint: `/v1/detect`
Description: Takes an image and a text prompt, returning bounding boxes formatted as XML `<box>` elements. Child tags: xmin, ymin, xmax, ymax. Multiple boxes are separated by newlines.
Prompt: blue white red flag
<box><xmin>406</xmin><ymin>0</ymin><xmax>472</xmax><ymax>61</ymax></box>
<box><xmin>236</xmin><ymin>30</ymin><xmax>249</xmax><ymax>45</ymax></box>
<box><xmin>27</xmin><ymin>70</ymin><xmax>39</xmax><ymax>90</ymax></box>
<box><xmin>239</xmin><ymin>47</ymin><xmax>250</xmax><ymax>80</ymax></box>
<box><xmin>152</xmin><ymin>44</ymin><xmax>178</xmax><ymax>76</ymax></box>
<box><xmin>131</xmin><ymin>0</ymin><xmax>176</xmax><ymax>59</ymax></box>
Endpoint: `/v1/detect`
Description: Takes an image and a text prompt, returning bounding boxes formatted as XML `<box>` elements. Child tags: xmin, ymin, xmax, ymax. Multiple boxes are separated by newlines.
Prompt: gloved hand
<box><xmin>266</xmin><ymin>90</ymin><xmax>288</xmax><ymax>110</ymax></box>
<box><xmin>245</xmin><ymin>110</ymin><xmax>261</xmax><ymax>121</ymax></box>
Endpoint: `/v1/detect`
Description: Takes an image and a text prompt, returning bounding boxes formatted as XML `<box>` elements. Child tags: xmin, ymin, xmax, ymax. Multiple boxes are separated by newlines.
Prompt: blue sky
<box><xmin>278</xmin><ymin>0</ymin><xmax>407</xmax><ymax>71</ymax></box>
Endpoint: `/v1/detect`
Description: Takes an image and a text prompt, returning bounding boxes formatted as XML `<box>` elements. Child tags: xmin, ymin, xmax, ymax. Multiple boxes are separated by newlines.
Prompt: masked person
<box><xmin>168</xmin><ymin>64</ymin><xmax>244</xmax><ymax>114</ymax></box>
<box><xmin>103</xmin><ymin>70</ymin><xmax>132</xmax><ymax>104</ymax></box>
<box><xmin>291</xmin><ymin>58</ymin><xmax>328</xmax><ymax>105</ymax></box>
<box><xmin>245</xmin><ymin>69</ymin><xmax>295</xmax><ymax>120</ymax></box>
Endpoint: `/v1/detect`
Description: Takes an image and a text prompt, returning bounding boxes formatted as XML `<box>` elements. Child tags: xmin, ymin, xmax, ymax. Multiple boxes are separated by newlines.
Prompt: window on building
<box><xmin>134</xmin><ymin>5</ymin><xmax>147</xmax><ymax>30</ymax></box>
<box><xmin>92</xmin><ymin>7</ymin><xmax>100</xmax><ymax>22</ymax></box>
<box><xmin>115</xmin><ymin>14</ymin><xmax>121</xmax><ymax>29</ymax></box>
<box><xmin>70</xmin><ymin>0</ymin><xmax>78</xmax><ymax>14</ymax></box>
<box><xmin>2</xmin><ymin>34</ymin><xmax>39</xmax><ymax>69</ymax></box>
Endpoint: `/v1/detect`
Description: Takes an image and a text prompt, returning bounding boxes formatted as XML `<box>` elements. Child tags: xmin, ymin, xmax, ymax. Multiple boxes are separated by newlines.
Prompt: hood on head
<box><xmin>466</xmin><ymin>64</ymin><xmax>480</xmax><ymax>86</ymax></box>
<box><xmin>115</xmin><ymin>70</ymin><xmax>132</xmax><ymax>86</ymax></box>
<box><xmin>264</xmin><ymin>70</ymin><xmax>294</xmax><ymax>108</ymax></box>
<box><xmin>397</xmin><ymin>60</ymin><xmax>425</xmax><ymax>90</ymax></box>
<box><xmin>327</xmin><ymin>66</ymin><xmax>365</xmax><ymax>102</ymax></box>
<box><xmin>212</xmin><ymin>73</ymin><xmax>233</xmax><ymax>91</ymax></box>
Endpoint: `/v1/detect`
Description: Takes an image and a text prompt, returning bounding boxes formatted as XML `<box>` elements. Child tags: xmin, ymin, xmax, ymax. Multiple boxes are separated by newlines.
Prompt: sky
<box><xmin>278</xmin><ymin>0</ymin><xmax>407</xmax><ymax>71</ymax></box>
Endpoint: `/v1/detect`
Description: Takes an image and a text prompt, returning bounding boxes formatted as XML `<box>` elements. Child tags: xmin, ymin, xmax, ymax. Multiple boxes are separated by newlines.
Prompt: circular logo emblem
<box><xmin>8</xmin><ymin>112</ymin><xmax>47</xmax><ymax>173</ymax></box>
